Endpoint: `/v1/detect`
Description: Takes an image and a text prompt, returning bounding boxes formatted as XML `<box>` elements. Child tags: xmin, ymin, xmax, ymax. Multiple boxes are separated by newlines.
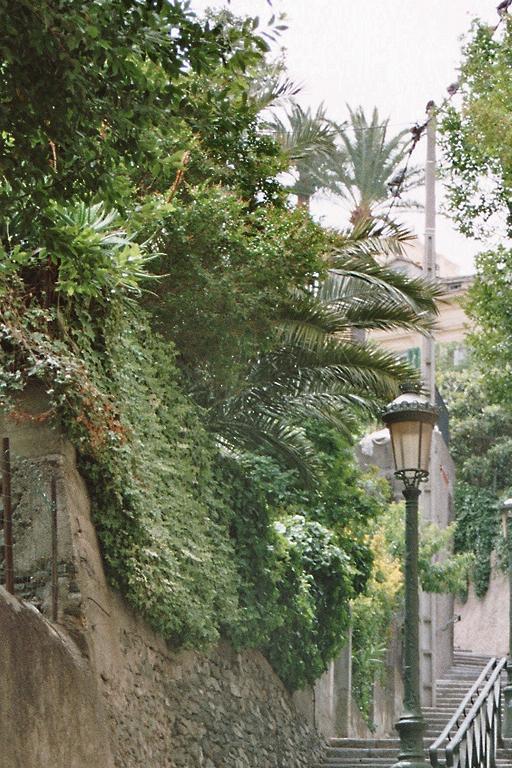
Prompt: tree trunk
<box><xmin>296</xmin><ymin>193</ymin><xmax>310</xmax><ymax>210</ymax></box>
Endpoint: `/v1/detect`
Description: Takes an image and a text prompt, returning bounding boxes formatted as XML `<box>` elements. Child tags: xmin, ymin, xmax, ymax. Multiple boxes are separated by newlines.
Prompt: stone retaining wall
<box><xmin>0</xmin><ymin>588</ymin><xmax>114</xmax><ymax>768</ymax></box>
<box><xmin>0</xmin><ymin>399</ymin><xmax>323</xmax><ymax>768</ymax></box>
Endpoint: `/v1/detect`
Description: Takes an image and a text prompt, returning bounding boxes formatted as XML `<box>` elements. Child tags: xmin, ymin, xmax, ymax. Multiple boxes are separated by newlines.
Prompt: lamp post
<box><xmin>501</xmin><ymin>498</ymin><xmax>512</xmax><ymax>738</ymax></box>
<box><xmin>382</xmin><ymin>382</ymin><xmax>438</xmax><ymax>768</ymax></box>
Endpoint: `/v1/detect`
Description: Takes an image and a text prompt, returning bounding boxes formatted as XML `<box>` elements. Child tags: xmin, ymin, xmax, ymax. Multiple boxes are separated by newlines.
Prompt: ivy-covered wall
<box><xmin>0</xmin><ymin>410</ymin><xmax>323</xmax><ymax>768</ymax></box>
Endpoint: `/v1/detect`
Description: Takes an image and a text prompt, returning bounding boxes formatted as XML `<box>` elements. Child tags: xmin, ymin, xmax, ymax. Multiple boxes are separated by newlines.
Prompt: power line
<box><xmin>384</xmin><ymin>1</ymin><xmax>510</xmax><ymax>217</ymax></box>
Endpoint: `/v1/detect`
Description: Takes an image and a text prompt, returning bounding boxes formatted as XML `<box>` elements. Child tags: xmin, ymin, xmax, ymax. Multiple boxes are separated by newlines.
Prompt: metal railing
<box><xmin>429</xmin><ymin>657</ymin><xmax>507</xmax><ymax>768</ymax></box>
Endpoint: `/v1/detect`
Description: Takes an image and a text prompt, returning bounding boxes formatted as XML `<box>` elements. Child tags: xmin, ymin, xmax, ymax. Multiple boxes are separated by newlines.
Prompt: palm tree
<box><xmin>267</xmin><ymin>103</ymin><xmax>338</xmax><ymax>209</ymax></box>
<box><xmin>327</xmin><ymin>106</ymin><xmax>423</xmax><ymax>225</ymax></box>
<box><xmin>209</xmin><ymin>219</ymin><xmax>439</xmax><ymax>479</ymax></box>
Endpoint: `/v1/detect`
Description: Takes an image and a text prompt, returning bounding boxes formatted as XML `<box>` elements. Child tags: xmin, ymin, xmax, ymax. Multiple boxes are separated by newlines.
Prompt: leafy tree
<box><xmin>440</xmin><ymin>20</ymin><xmax>512</xmax><ymax>237</ymax></box>
<box><xmin>143</xmin><ymin>187</ymin><xmax>327</xmax><ymax>399</ymax></box>
<box><xmin>464</xmin><ymin>247</ymin><xmax>512</xmax><ymax>407</ymax></box>
<box><xmin>0</xmin><ymin>0</ymin><xmax>281</xmax><ymax>236</ymax></box>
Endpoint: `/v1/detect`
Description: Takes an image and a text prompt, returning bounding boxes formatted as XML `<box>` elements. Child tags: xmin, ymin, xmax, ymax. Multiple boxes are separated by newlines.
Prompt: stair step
<box><xmin>322</xmin><ymin>760</ymin><xmax>402</xmax><ymax>765</ymax></box>
<box><xmin>328</xmin><ymin>739</ymin><xmax>400</xmax><ymax>748</ymax></box>
<box><xmin>316</xmin><ymin>651</ymin><xmax>505</xmax><ymax>767</ymax></box>
<box><xmin>324</xmin><ymin>748</ymin><xmax>400</xmax><ymax>757</ymax></box>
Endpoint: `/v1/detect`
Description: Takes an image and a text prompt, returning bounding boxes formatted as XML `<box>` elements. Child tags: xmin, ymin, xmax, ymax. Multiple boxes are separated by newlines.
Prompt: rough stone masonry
<box><xmin>0</xmin><ymin>394</ymin><xmax>323</xmax><ymax>768</ymax></box>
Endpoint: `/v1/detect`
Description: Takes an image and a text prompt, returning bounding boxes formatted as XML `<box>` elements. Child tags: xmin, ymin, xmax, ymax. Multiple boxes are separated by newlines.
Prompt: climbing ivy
<box><xmin>351</xmin><ymin>501</ymin><xmax>473</xmax><ymax>724</ymax></box>
<box><xmin>453</xmin><ymin>484</ymin><xmax>500</xmax><ymax>598</ymax></box>
<box><xmin>221</xmin><ymin>434</ymin><xmax>384</xmax><ymax>691</ymax></box>
<box><xmin>437</xmin><ymin>348</ymin><xmax>512</xmax><ymax>597</ymax></box>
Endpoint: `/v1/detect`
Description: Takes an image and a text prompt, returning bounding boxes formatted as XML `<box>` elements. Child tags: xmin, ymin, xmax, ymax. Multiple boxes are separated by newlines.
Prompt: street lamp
<box><xmin>382</xmin><ymin>382</ymin><xmax>438</xmax><ymax>768</ymax></box>
<box><xmin>501</xmin><ymin>497</ymin><xmax>512</xmax><ymax>738</ymax></box>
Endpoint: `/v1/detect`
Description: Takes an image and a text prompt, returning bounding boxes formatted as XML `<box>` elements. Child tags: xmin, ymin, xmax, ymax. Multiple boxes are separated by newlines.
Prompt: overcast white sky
<box><xmin>190</xmin><ymin>0</ymin><xmax>500</xmax><ymax>274</ymax></box>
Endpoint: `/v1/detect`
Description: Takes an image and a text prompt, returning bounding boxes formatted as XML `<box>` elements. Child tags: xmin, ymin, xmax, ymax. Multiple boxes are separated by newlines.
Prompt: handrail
<box><xmin>445</xmin><ymin>657</ymin><xmax>506</xmax><ymax>768</ymax></box>
<box><xmin>429</xmin><ymin>658</ymin><xmax>498</xmax><ymax>768</ymax></box>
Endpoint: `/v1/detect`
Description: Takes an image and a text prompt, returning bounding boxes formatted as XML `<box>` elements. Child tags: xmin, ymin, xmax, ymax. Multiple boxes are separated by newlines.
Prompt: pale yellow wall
<box><xmin>370</xmin><ymin>285</ymin><xmax>471</xmax><ymax>354</ymax></box>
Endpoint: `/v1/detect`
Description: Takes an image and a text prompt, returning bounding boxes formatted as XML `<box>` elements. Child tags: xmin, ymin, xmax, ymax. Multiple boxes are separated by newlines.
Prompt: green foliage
<box><xmin>79</xmin><ymin>315</ymin><xmax>241</xmax><ymax>646</ymax></box>
<box><xmin>178</xmin><ymin>67</ymin><xmax>286</xmax><ymax>205</ymax></box>
<box><xmin>145</xmin><ymin>187</ymin><xmax>326</xmax><ymax>396</ymax></box>
<box><xmin>222</xmin><ymin>426</ymin><xmax>386</xmax><ymax>691</ymax></box>
<box><xmin>352</xmin><ymin>500</ymin><xmax>473</xmax><ymax>724</ymax></box>
<box><xmin>453</xmin><ymin>483</ymin><xmax>499</xmax><ymax>598</ymax></box>
<box><xmin>295</xmin><ymin>423</ymin><xmax>389</xmax><ymax>593</ymax></box>
<box><xmin>0</xmin><ymin>0</ymin><xmax>268</xmax><ymax>224</ymax></box>
<box><xmin>419</xmin><ymin>523</ymin><xmax>475</xmax><ymax>595</ymax></box>
<box><xmin>440</xmin><ymin>20</ymin><xmax>512</xmax><ymax>236</ymax></box>
<box><xmin>47</xmin><ymin>203</ymin><xmax>149</xmax><ymax>298</ymax></box>
<box><xmin>265</xmin><ymin>515</ymin><xmax>353</xmax><ymax>690</ymax></box>
<box><xmin>465</xmin><ymin>247</ymin><xmax>512</xmax><ymax>407</ymax></box>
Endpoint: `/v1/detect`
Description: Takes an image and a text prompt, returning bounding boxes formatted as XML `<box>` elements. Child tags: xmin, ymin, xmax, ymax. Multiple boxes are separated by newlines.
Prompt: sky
<box><xmin>190</xmin><ymin>0</ymin><xmax>500</xmax><ymax>274</ymax></box>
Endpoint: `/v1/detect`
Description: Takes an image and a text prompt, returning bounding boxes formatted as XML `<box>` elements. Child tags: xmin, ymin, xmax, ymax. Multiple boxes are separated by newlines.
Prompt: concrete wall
<box><xmin>0</xmin><ymin>588</ymin><xmax>114</xmax><ymax>768</ymax></box>
<box><xmin>0</xmin><ymin>399</ymin><xmax>323</xmax><ymax>768</ymax></box>
<box><xmin>293</xmin><ymin>636</ymin><xmax>353</xmax><ymax>739</ymax></box>
<box><xmin>454</xmin><ymin>558</ymin><xmax>508</xmax><ymax>657</ymax></box>
<box><xmin>370</xmin><ymin>617</ymin><xmax>405</xmax><ymax>737</ymax></box>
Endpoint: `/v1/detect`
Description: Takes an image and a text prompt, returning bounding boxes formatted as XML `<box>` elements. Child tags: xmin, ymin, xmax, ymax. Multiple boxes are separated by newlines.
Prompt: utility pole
<box><xmin>422</xmin><ymin>104</ymin><xmax>437</xmax><ymax>406</ymax></box>
<box><xmin>420</xmin><ymin>102</ymin><xmax>438</xmax><ymax>708</ymax></box>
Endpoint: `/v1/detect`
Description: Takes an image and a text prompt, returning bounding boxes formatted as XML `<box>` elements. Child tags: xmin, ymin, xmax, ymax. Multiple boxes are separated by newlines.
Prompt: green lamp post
<box><xmin>502</xmin><ymin>497</ymin><xmax>512</xmax><ymax>739</ymax></box>
<box><xmin>382</xmin><ymin>382</ymin><xmax>438</xmax><ymax>768</ymax></box>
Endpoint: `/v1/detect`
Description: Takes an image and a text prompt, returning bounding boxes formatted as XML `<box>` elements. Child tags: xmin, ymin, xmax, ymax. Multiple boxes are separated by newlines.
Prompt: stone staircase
<box><xmin>315</xmin><ymin>650</ymin><xmax>512</xmax><ymax>768</ymax></box>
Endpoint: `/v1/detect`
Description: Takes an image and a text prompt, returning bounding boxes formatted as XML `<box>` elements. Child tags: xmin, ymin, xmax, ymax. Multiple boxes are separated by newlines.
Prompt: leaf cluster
<box><xmin>440</xmin><ymin>20</ymin><xmax>512</xmax><ymax>237</ymax></box>
<box><xmin>221</xmin><ymin>426</ymin><xmax>387</xmax><ymax>691</ymax></box>
<box><xmin>352</xmin><ymin>499</ymin><xmax>473</xmax><ymax>723</ymax></box>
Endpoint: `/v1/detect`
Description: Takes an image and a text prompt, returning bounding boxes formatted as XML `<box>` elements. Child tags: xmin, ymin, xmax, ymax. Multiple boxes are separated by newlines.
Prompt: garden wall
<box><xmin>454</xmin><ymin>556</ymin><xmax>508</xmax><ymax>657</ymax></box>
<box><xmin>0</xmin><ymin>588</ymin><xmax>113</xmax><ymax>768</ymax></box>
<box><xmin>0</xmin><ymin>398</ymin><xmax>323</xmax><ymax>768</ymax></box>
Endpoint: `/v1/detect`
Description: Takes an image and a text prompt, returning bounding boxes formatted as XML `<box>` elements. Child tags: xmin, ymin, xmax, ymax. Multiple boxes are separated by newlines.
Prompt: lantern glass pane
<box><xmin>419</xmin><ymin>422</ymin><xmax>434</xmax><ymax>472</ymax></box>
<box><xmin>389</xmin><ymin>419</ymin><xmax>420</xmax><ymax>472</ymax></box>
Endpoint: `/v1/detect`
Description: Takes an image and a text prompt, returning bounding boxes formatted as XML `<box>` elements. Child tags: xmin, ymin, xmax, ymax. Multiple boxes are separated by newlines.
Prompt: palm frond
<box><xmin>213</xmin><ymin>413</ymin><xmax>318</xmax><ymax>483</ymax></box>
<box><xmin>206</xmin><ymin>220</ymin><xmax>436</xmax><ymax>479</ymax></box>
<box><xmin>324</xmin><ymin>106</ymin><xmax>424</xmax><ymax>218</ymax></box>
<box><xmin>267</xmin><ymin>102</ymin><xmax>338</xmax><ymax>163</ymax></box>
<box><xmin>250</xmin><ymin>61</ymin><xmax>301</xmax><ymax>112</ymax></box>
<box><xmin>321</xmin><ymin>266</ymin><xmax>439</xmax><ymax>313</ymax></box>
